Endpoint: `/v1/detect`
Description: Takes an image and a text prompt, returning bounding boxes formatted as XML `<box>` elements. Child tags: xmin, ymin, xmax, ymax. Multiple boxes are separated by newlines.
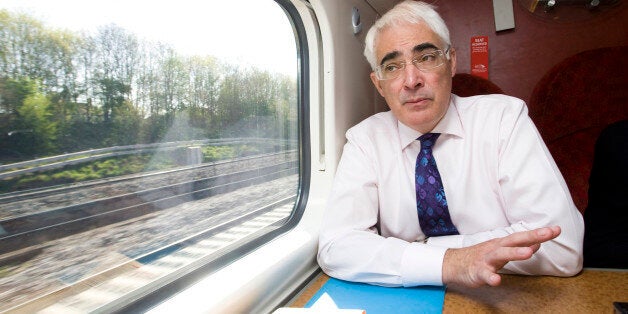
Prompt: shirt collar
<box><xmin>398</xmin><ymin>95</ymin><xmax>464</xmax><ymax>149</ymax></box>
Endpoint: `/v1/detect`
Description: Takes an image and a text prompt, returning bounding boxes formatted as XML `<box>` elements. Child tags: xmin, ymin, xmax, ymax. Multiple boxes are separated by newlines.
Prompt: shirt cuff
<box><xmin>401</xmin><ymin>242</ymin><xmax>448</xmax><ymax>286</ymax></box>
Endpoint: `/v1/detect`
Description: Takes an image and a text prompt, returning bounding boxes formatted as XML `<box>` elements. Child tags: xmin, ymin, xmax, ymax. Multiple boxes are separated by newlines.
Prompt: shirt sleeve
<box><xmin>429</xmin><ymin>100</ymin><xmax>584</xmax><ymax>276</ymax></box>
<box><xmin>317</xmin><ymin>129</ymin><xmax>447</xmax><ymax>287</ymax></box>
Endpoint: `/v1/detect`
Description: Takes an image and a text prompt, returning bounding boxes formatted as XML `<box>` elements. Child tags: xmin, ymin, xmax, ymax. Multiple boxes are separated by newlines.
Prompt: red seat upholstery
<box><xmin>528</xmin><ymin>46</ymin><xmax>628</xmax><ymax>213</ymax></box>
<box><xmin>452</xmin><ymin>73</ymin><xmax>503</xmax><ymax>97</ymax></box>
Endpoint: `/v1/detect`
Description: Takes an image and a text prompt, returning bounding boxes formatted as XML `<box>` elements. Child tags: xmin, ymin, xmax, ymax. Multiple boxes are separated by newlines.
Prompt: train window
<box><xmin>0</xmin><ymin>0</ymin><xmax>306</xmax><ymax>311</ymax></box>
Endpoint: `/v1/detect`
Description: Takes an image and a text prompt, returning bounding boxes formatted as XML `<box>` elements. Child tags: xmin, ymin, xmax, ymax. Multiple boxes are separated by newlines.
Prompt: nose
<box><xmin>401</xmin><ymin>62</ymin><xmax>425</xmax><ymax>89</ymax></box>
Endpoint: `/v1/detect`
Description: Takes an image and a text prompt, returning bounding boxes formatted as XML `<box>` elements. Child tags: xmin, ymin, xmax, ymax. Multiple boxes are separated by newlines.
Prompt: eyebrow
<box><xmin>413</xmin><ymin>42</ymin><xmax>439</xmax><ymax>53</ymax></box>
<box><xmin>378</xmin><ymin>42</ymin><xmax>440</xmax><ymax>66</ymax></box>
<box><xmin>379</xmin><ymin>51</ymin><xmax>400</xmax><ymax>66</ymax></box>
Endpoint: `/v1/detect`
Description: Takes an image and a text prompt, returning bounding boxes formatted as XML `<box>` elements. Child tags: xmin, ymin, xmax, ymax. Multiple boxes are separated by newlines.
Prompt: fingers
<box><xmin>477</xmin><ymin>266</ymin><xmax>502</xmax><ymax>287</ymax></box>
<box><xmin>478</xmin><ymin>227</ymin><xmax>561</xmax><ymax>284</ymax></box>
<box><xmin>535</xmin><ymin>225</ymin><xmax>561</xmax><ymax>240</ymax></box>
<box><xmin>486</xmin><ymin>273</ymin><xmax>501</xmax><ymax>287</ymax></box>
<box><xmin>529</xmin><ymin>243</ymin><xmax>541</xmax><ymax>254</ymax></box>
<box><xmin>487</xmin><ymin>246</ymin><xmax>534</xmax><ymax>267</ymax></box>
<box><xmin>442</xmin><ymin>226</ymin><xmax>562</xmax><ymax>288</ymax></box>
<box><xmin>486</xmin><ymin>227</ymin><xmax>561</xmax><ymax>267</ymax></box>
<box><xmin>498</xmin><ymin>226</ymin><xmax>561</xmax><ymax>248</ymax></box>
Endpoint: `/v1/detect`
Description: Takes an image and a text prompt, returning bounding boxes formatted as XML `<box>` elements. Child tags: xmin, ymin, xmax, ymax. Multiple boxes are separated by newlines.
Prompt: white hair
<box><xmin>364</xmin><ymin>0</ymin><xmax>451</xmax><ymax>70</ymax></box>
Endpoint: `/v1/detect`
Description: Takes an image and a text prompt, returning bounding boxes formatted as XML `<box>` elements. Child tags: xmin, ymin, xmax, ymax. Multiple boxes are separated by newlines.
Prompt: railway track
<box><xmin>0</xmin><ymin>160</ymin><xmax>300</xmax><ymax>312</ymax></box>
<box><xmin>0</xmin><ymin>156</ymin><xmax>298</xmax><ymax>255</ymax></box>
<box><xmin>0</xmin><ymin>151</ymin><xmax>297</xmax><ymax>213</ymax></box>
<box><xmin>5</xmin><ymin>196</ymin><xmax>297</xmax><ymax>313</ymax></box>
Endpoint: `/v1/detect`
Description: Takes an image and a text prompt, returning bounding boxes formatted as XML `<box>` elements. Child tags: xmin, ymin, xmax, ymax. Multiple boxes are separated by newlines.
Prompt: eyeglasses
<box><xmin>374</xmin><ymin>47</ymin><xmax>450</xmax><ymax>81</ymax></box>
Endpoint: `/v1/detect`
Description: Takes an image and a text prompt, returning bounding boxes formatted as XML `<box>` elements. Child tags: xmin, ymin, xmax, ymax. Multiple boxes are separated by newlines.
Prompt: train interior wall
<box><xmin>434</xmin><ymin>1</ymin><xmax>628</xmax><ymax>104</ymax></box>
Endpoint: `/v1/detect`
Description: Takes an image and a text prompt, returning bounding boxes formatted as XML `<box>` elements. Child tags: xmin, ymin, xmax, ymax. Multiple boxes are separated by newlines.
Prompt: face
<box><xmin>370</xmin><ymin>22</ymin><xmax>456</xmax><ymax>133</ymax></box>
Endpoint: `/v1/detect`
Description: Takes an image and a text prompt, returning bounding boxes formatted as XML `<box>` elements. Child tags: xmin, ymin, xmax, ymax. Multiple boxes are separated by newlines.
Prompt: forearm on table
<box><xmin>318</xmin><ymin>231</ymin><xmax>447</xmax><ymax>286</ymax></box>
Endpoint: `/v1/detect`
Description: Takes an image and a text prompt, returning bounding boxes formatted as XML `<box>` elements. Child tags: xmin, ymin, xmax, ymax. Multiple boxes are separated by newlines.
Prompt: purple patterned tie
<box><xmin>415</xmin><ymin>133</ymin><xmax>459</xmax><ymax>236</ymax></box>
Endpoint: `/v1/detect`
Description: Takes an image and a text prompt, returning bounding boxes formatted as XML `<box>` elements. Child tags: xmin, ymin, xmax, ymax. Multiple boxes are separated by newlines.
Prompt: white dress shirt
<box><xmin>317</xmin><ymin>94</ymin><xmax>584</xmax><ymax>287</ymax></box>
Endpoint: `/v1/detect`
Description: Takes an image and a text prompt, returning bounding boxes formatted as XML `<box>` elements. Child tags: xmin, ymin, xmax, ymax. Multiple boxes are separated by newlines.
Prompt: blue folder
<box><xmin>305</xmin><ymin>278</ymin><xmax>446</xmax><ymax>314</ymax></box>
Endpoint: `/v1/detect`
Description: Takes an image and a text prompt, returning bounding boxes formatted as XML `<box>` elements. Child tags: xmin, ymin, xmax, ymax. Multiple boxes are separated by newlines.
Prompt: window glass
<box><xmin>0</xmin><ymin>0</ymin><xmax>301</xmax><ymax>311</ymax></box>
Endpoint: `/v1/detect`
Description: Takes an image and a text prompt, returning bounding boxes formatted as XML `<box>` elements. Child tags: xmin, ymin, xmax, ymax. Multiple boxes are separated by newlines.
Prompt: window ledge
<box><xmin>147</xmin><ymin>227</ymin><xmax>319</xmax><ymax>313</ymax></box>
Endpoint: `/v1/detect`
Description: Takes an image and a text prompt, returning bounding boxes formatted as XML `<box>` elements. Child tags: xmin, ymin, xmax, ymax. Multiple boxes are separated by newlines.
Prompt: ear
<box><xmin>448</xmin><ymin>48</ymin><xmax>457</xmax><ymax>77</ymax></box>
<box><xmin>370</xmin><ymin>72</ymin><xmax>385</xmax><ymax>97</ymax></box>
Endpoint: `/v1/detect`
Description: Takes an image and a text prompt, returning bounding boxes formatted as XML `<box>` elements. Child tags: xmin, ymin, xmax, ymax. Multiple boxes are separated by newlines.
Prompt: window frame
<box><xmin>111</xmin><ymin>0</ymin><xmax>312</xmax><ymax>311</ymax></box>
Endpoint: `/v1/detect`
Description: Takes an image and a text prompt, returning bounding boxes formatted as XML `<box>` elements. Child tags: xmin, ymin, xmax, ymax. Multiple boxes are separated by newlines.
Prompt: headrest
<box><xmin>451</xmin><ymin>73</ymin><xmax>503</xmax><ymax>97</ymax></box>
<box><xmin>529</xmin><ymin>46</ymin><xmax>628</xmax><ymax>142</ymax></box>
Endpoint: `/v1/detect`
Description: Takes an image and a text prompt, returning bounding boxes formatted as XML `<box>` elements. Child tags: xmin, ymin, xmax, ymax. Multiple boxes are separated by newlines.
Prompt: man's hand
<box><xmin>442</xmin><ymin>226</ymin><xmax>561</xmax><ymax>287</ymax></box>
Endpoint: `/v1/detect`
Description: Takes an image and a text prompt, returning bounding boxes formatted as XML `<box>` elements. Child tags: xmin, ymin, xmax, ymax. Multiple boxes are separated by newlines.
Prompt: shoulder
<box><xmin>453</xmin><ymin>94</ymin><xmax>530</xmax><ymax>128</ymax></box>
<box><xmin>343</xmin><ymin>111</ymin><xmax>403</xmax><ymax>158</ymax></box>
<box><xmin>452</xmin><ymin>94</ymin><xmax>535</xmax><ymax>145</ymax></box>
<box><xmin>347</xmin><ymin>111</ymin><xmax>398</xmax><ymax>140</ymax></box>
<box><xmin>453</xmin><ymin>94</ymin><xmax>527</xmax><ymax>115</ymax></box>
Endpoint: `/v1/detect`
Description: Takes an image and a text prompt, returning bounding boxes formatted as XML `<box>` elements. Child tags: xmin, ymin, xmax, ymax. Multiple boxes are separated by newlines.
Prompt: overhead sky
<box><xmin>0</xmin><ymin>0</ymin><xmax>298</xmax><ymax>75</ymax></box>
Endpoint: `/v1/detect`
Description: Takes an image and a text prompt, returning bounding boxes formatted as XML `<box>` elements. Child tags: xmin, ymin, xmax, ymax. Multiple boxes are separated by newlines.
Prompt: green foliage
<box><xmin>0</xmin><ymin>9</ymin><xmax>298</xmax><ymax>165</ymax></box>
<box><xmin>202</xmin><ymin>145</ymin><xmax>237</xmax><ymax>162</ymax></box>
<box><xmin>98</xmin><ymin>78</ymin><xmax>131</xmax><ymax>123</ymax></box>
<box><xmin>17</xmin><ymin>88</ymin><xmax>57</xmax><ymax>152</ymax></box>
<box><xmin>201</xmin><ymin>144</ymin><xmax>264</xmax><ymax>162</ymax></box>
<box><xmin>0</xmin><ymin>154</ymin><xmax>165</xmax><ymax>192</ymax></box>
<box><xmin>0</xmin><ymin>77</ymin><xmax>38</xmax><ymax>114</ymax></box>
<box><xmin>0</xmin><ymin>143</ymin><xmax>266</xmax><ymax>193</ymax></box>
<box><xmin>0</xmin><ymin>77</ymin><xmax>57</xmax><ymax>157</ymax></box>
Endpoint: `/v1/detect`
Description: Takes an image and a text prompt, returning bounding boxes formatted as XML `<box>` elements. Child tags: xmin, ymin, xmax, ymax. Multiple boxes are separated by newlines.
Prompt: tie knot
<box><xmin>418</xmin><ymin>133</ymin><xmax>440</xmax><ymax>149</ymax></box>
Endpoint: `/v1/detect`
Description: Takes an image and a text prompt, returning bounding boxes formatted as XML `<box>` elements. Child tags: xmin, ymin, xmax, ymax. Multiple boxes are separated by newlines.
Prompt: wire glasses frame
<box><xmin>374</xmin><ymin>46</ymin><xmax>451</xmax><ymax>80</ymax></box>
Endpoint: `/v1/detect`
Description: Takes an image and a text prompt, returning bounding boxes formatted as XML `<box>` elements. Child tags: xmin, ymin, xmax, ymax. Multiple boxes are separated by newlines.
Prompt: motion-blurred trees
<box><xmin>0</xmin><ymin>9</ymin><xmax>297</xmax><ymax>163</ymax></box>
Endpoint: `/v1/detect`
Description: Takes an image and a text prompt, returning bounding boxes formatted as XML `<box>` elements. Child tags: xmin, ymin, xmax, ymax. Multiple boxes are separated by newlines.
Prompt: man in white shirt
<box><xmin>317</xmin><ymin>0</ymin><xmax>584</xmax><ymax>288</ymax></box>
